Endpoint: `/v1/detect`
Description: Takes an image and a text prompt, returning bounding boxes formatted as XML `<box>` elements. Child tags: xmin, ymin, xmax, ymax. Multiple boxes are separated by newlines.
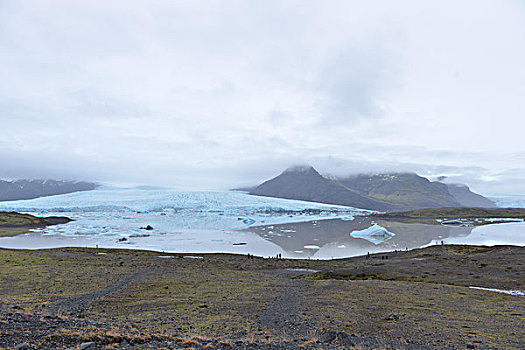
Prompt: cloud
<box><xmin>315</xmin><ymin>42</ymin><xmax>401</xmax><ymax>124</ymax></box>
<box><xmin>0</xmin><ymin>1</ymin><xmax>524</xmax><ymax>194</ymax></box>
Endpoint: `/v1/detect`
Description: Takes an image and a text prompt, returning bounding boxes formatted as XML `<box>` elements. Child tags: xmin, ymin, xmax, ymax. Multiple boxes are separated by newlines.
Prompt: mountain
<box><xmin>0</xmin><ymin>179</ymin><xmax>98</xmax><ymax>202</ymax></box>
<box><xmin>249</xmin><ymin>166</ymin><xmax>393</xmax><ymax>211</ymax></box>
<box><xmin>248</xmin><ymin>166</ymin><xmax>496</xmax><ymax>211</ymax></box>
<box><xmin>445</xmin><ymin>183</ymin><xmax>496</xmax><ymax>208</ymax></box>
<box><xmin>338</xmin><ymin>173</ymin><xmax>461</xmax><ymax>210</ymax></box>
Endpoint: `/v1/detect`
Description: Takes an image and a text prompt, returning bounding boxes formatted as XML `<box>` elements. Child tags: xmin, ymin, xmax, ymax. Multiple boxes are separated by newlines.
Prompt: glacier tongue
<box><xmin>0</xmin><ymin>186</ymin><xmax>363</xmax><ymax>215</ymax></box>
<box><xmin>0</xmin><ymin>186</ymin><xmax>365</xmax><ymax>235</ymax></box>
<box><xmin>0</xmin><ymin>187</ymin><xmax>369</xmax><ymax>258</ymax></box>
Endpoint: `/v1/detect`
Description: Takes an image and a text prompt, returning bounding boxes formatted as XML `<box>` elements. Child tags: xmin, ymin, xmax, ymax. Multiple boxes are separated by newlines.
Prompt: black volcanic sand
<box><xmin>0</xmin><ymin>245</ymin><xmax>524</xmax><ymax>349</ymax></box>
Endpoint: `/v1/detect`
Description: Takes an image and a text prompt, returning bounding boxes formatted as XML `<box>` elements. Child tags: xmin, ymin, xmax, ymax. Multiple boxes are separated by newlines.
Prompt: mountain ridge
<box><xmin>0</xmin><ymin>179</ymin><xmax>98</xmax><ymax>202</ymax></box>
<box><xmin>248</xmin><ymin>166</ymin><xmax>496</xmax><ymax>211</ymax></box>
<box><xmin>249</xmin><ymin>166</ymin><xmax>393</xmax><ymax>211</ymax></box>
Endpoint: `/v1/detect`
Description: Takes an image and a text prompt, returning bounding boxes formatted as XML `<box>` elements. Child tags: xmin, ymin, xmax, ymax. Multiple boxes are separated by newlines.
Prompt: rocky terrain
<box><xmin>0</xmin><ymin>245</ymin><xmax>523</xmax><ymax>349</ymax></box>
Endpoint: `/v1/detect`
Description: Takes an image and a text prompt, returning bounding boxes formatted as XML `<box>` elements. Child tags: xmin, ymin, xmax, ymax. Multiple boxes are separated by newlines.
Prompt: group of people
<box><xmin>246</xmin><ymin>253</ymin><xmax>283</xmax><ymax>259</ymax></box>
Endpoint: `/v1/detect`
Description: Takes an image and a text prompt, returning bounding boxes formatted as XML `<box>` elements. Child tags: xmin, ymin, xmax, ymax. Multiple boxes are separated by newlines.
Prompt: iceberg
<box><xmin>350</xmin><ymin>224</ymin><xmax>395</xmax><ymax>245</ymax></box>
<box><xmin>242</xmin><ymin>217</ymin><xmax>256</xmax><ymax>225</ymax></box>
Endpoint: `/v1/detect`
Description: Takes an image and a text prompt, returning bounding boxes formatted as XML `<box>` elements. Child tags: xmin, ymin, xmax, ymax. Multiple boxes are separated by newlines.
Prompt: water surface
<box><xmin>1</xmin><ymin>188</ymin><xmax>524</xmax><ymax>259</ymax></box>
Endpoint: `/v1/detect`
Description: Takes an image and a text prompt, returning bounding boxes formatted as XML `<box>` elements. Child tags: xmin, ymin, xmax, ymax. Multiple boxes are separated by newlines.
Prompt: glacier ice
<box><xmin>350</xmin><ymin>224</ymin><xmax>395</xmax><ymax>245</ymax></box>
<box><xmin>242</xmin><ymin>217</ymin><xmax>256</xmax><ymax>225</ymax></box>
<box><xmin>0</xmin><ymin>186</ymin><xmax>366</xmax><ymax>256</ymax></box>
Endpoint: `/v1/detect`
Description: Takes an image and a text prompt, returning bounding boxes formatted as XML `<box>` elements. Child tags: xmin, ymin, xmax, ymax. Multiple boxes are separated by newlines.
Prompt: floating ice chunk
<box><xmin>304</xmin><ymin>245</ymin><xmax>321</xmax><ymax>250</ymax></box>
<box><xmin>286</xmin><ymin>268</ymin><xmax>320</xmax><ymax>273</ymax></box>
<box><xmin>350</xmin><ymin>224</ymin><xmax>395</xmax><ymax>245</ymax></box>
<box><xmin>337</xmin><ymin>245</ymin><xmax>346</xmax><ymax>248</ymax></box>
<box><xmin>469</xmin><ymin>286</ymin><xmax>524</xmax><ymax>297</ymax></box>
<box><xmin>341</xmin><ymin>216</ymin><xmax>354</xmax><ymax>221</ymax></box>
<box><xmin>242</xmin><ymin>217</ymin><xmax>256</xmax><ymax>225</ymax></box>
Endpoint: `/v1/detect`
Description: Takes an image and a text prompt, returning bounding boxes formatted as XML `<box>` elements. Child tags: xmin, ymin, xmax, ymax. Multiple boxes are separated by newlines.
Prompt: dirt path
<box><xmin>49</xmin><ymin>266</ymin><xmax>156</xmax><ymax>318</ymax></box>
<box><xmin>258</xmin><ymin>269</ymin><xmax>317</xmax><ymax>337</ymax></box>
<box><xmin>2</xmin><ymin>246</ymin><xmax>523</xmax><ymax>349</ymax></box>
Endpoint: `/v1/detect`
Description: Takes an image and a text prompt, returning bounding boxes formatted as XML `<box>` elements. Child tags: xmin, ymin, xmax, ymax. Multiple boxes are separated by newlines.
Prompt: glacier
<box><xmin>0</xmin><ymin>186</ymin><xmax>367</xmax><ymax>257</ymax></box>
<box><xmin>2</xmin><ymin>187</ymin><xmax>523</xmax><ymax>259</ymax></box>
<box><xmin>0</xmin><ymin>186</ymin><xmax>364</xmax><ymax>217</ymax></box>
<box><xmin>489</xmin><ymin>195</ymin><xmax>525</xmax><ymax>208</ymax></box>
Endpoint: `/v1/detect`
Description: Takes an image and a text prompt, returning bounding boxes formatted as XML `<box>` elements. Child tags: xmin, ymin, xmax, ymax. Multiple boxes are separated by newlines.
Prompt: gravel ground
<box><xmin>0</xmin><ymin>245</ymin><xmax>523</xmax><ymax>349</ymax></box>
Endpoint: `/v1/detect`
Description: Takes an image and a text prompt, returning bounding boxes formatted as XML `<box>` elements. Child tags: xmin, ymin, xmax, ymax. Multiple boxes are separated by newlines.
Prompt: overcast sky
<box><xmin>1</xmin><ymin>0</ymin><xmax>524</xmax><ymax>194</ymax></box>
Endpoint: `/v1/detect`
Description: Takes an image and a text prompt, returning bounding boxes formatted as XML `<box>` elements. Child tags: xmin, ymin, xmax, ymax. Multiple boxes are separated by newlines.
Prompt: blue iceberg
<box><xmin>242</xmin><ymin>217</ymin><xmax>256</xmax><ymax>225</ymax></box>
<box><xmin>350</xmin><ymin>224</ymin><xmax>395</xmax><ymax>245</ymax></box>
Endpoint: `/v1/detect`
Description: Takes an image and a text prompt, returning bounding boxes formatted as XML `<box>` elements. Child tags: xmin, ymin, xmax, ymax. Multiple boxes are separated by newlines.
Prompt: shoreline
<box><xmin>2</xmin><ymin>220</ymin><xmax>525</xmax><ymax>260</ymax></box>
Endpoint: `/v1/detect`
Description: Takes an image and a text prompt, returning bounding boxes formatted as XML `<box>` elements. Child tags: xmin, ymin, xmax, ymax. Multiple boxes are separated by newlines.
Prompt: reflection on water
<box><xmin>442</xmin><ymin>222</ymin><xmax>525</xmax><ymax>246</ymax></box>
<box><xmin>1</xmin><ymin>216</ymin><xmax>524</xmax><ymax>260</ymax></box>
<box><xmin>247</xmin><ymin>218</ymin><xmax>525</xmax><ymax>259</ymax></box>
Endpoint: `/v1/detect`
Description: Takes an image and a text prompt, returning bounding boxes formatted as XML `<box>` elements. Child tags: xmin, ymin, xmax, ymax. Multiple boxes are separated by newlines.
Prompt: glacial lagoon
<box><xmin>0</xmin><ymin>187</ymin><xmax>524</xmax><ymax>259</ymax></box>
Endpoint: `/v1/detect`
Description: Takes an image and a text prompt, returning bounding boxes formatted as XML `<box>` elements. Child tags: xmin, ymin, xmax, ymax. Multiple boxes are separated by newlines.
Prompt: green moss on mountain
<box><xmin>248</xmin><ymin>167</ymin><xmax>495</xmax><ymax>211</ymax></box>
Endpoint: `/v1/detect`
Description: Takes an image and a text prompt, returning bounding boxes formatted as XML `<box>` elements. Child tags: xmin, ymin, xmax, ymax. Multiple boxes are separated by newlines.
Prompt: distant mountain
<box><xmin>338</xmin><ymin>173</ymin><xmax>461</xmax><ymax>210</ymax></box>
<box><xmin>249</xmin><ymin>166</ymin><xmax>393</xmax><ymax>211</ymax></box>
<box><xmin>340</xmin><ymin>173</ymin><xmax>496</xmax><ymax>210</ymax></box>
<box><xmin>445</xmin><ymin>183</ymin><xmax>496</xmax><ymax>208</ymax></box>
<box><xmin>248</xmin><ymin>166</ymin><xmax>496</xmax><ymax>211</ymax></box>
<box><xmin>0</xmin><ymin>179</ymin><xmax>98</xmax><ymax>202</ymax></box>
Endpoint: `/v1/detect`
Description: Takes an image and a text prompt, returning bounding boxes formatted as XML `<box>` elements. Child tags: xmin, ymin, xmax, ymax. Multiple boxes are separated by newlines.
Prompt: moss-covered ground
<box><xmin>374</xmin><ymin>207</ymin><xmax>525</xmax><ymax>226</ymax></box>
<box><xmin>0</xmin><ymin>212</ymin><xmax>71</xmax><ymax>237</ymax></box>
<box><xmin>0</xmin><ymin>245</ymin><xmax>523</xmax><ymax>349</ymax></box>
